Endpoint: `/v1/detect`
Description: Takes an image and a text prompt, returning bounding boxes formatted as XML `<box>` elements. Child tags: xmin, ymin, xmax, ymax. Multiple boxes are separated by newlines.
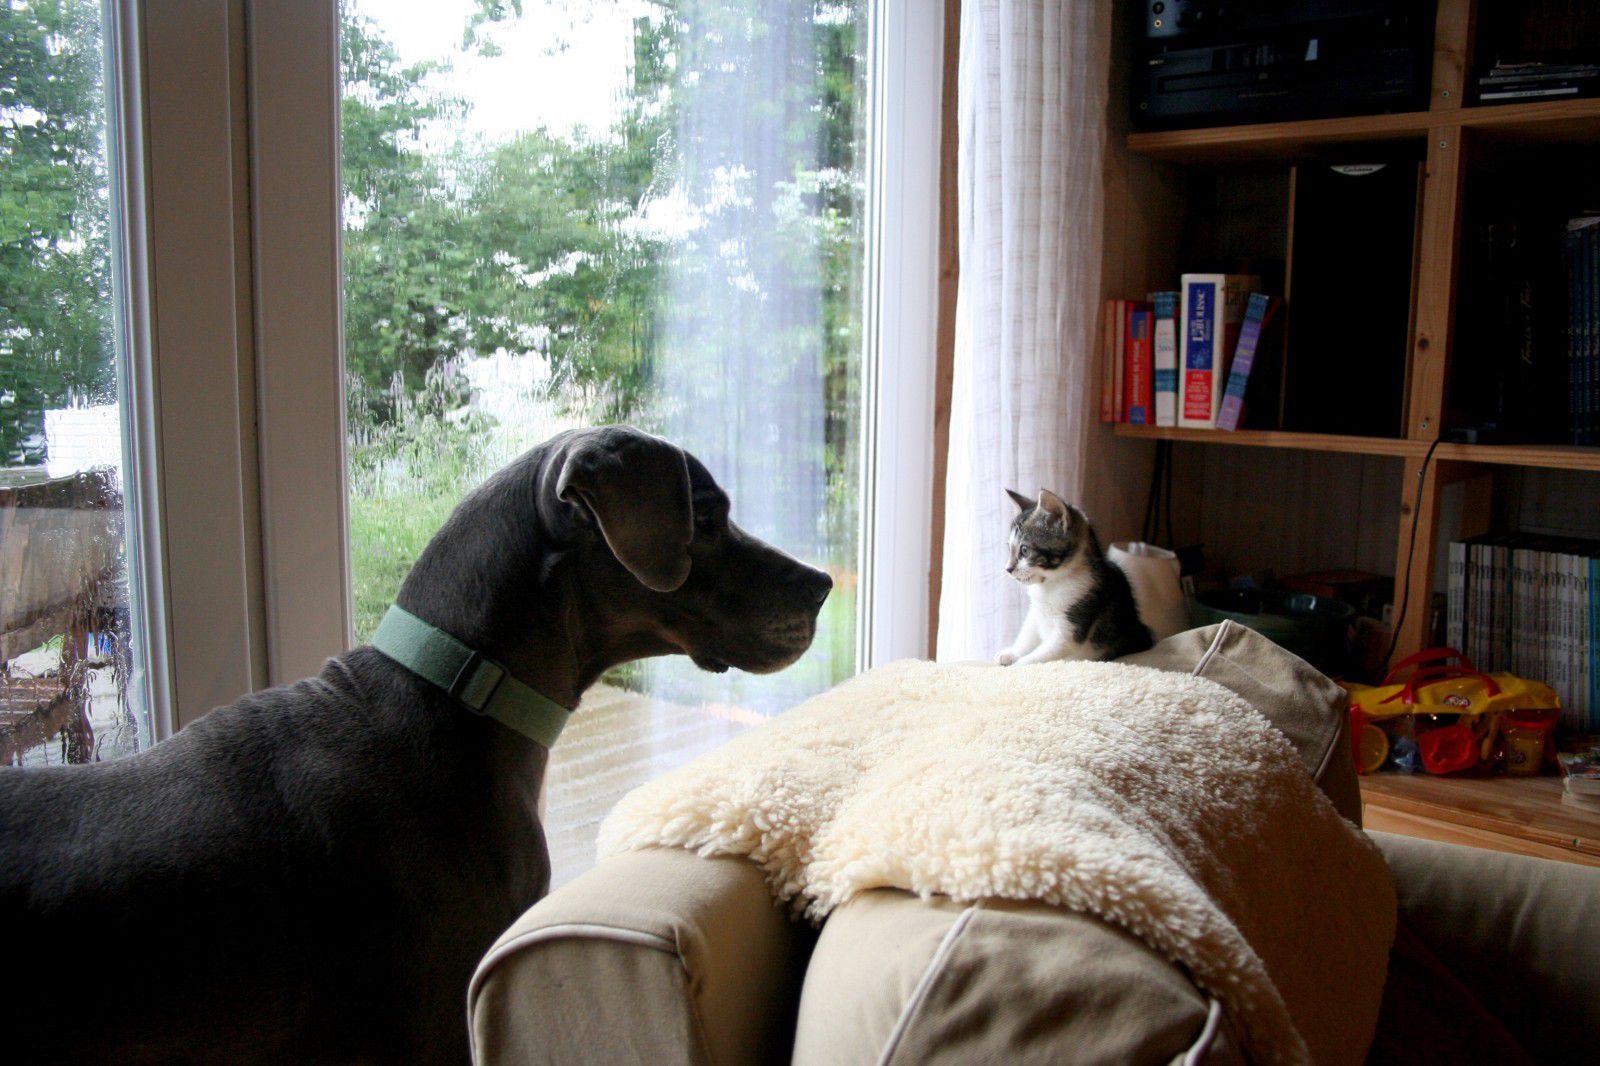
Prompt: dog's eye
<box><xmin>695</xmin><ymin>511</ymin><xmax>719</xmax><ymax>535</ymax></box>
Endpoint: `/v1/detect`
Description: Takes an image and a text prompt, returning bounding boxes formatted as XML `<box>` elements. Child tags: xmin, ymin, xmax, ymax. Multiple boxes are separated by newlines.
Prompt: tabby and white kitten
<box><xmin>996</xmin><ymin>489</ymin><xmax>1154</xmax><ymax>666</ymax></box>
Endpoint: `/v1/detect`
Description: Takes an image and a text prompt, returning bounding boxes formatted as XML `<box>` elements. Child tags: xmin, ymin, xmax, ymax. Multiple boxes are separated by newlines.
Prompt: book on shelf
<box><xmin>1476</xmin><ymin>61</ymin><xmax>1600</xmax><ymax>102</ymax></box>
<box><xmin>1561</xmin><ymin>215</ymin><xmax>1600</xmax><ymax>446</ymax></box>
<box><xmin>1101</xmin><ymin>299</ymin><xmax>1125</xmax><ymax>423</ymax></box>
<box><xmin>1216</xmin><ymin>293</ymin><xmax>1280</xmax><ymax>432</ymax></box>
<box><xmin>1178</xmin><ymin>273</ymin><xmax>1258</xmax><ymax>430</ymax></box>
<box><xmin>1125</xmin><ymin>306</ymin><xmax>1154</xmax><ymax>426</ymax></box>
<box><xmin>1099</xmin><ymin>298</ymin><xmax>1154</xmax><ymax>425</ymax></box>
<box><xmin>1449</xmin><ymin>533</ymin><xmax>1600</xmax><ymax>733</ymax></box>
<box><xmin>1150</xmin><ymin>291</ymin><xmax>1179</xmax><ymax>427</ymax></box>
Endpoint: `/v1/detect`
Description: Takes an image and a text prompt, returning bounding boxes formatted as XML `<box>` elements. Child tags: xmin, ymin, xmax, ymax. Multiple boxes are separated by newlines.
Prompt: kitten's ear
<box><xmin>1037</xmin><ymin>489</ymin><xmax>1070</xmax><ymax>519</ymax></box>
<box><xmin>1005</xmin><ymin>488</ymin><xmax>1033</xmax><ymax>511</ymax></box>
<box><xmin>1066</xmin><ymin>504</ymin><xmax>1090</xmax><ymax>531</ymax></box>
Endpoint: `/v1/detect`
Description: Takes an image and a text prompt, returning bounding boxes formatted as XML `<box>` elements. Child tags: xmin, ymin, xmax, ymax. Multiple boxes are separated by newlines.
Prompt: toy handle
<box><xmin>1379</xmin><ymin>665</ymin><xmax>1502</xmax><ymax>706</ymax></box>
<box><xmin>1383</xmin><ymin>647</ymin><xmax>1478</xmax><ymax>686</ymax></box>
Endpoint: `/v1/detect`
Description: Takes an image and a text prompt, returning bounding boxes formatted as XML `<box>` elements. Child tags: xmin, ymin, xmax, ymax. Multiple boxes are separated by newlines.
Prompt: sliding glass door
<box><xmin>340</xmin><ymin>0</ymin><xmax>871</xmax><ymax>880</ymax></box>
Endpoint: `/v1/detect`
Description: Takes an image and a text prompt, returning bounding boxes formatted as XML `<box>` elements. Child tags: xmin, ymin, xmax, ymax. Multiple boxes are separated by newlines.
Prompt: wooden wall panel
<box><xmin>1193</xmin><ymin>449</ymin><xmax>1402</xmax><ymax>579</ymax></box>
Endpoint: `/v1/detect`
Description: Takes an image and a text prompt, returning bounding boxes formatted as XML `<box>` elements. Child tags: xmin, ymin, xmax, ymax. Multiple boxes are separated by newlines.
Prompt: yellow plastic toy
<box><xmin>1342</xmin><ymin>648</ymin><xmax>1561</xmax><ymax>721</ymax></box>
<box><xmin>1340</xmin><ymin>648</ymin><xmax>1562</xmax><ymax>775</ymax></box>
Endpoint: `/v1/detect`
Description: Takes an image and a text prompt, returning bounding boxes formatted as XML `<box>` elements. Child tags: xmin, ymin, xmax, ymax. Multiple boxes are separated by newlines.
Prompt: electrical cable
<box><xmin>1142</xmin><ymin>440</ymin><xmax>1164</xmax><ymax>544</ymax></box>
<box><xmin>1142</xmin><ymin>440</ymin><xmax>1177</xmax><ymax>548</ymax></box>
<box><xmin>1164</xmin><ymin>440</ymin><xmax>1175</xmax><ymax>549</ymax></box>
<box><xmin>1381</xmin><ymin>437</ymin><xmax>1444</xmax><ymax>672</ymax></box>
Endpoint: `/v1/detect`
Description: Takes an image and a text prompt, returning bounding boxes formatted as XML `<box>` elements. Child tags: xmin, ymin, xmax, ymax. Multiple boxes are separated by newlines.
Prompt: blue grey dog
<box><xmin>0</xmin><ymin>426</ymin><xmax>831</xmax><ymax>1064</ymax></box>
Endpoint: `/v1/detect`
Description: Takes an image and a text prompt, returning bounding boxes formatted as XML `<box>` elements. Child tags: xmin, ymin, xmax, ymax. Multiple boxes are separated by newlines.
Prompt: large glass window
<box><xmin>341</xmin><ymin>0</ymin><xmax>868</xmax><ymax>882</ymax></box>
<box><xmin>0</xmin><ymin>0</ymin><xmax>149</xmax><ymax>765</ymax></box>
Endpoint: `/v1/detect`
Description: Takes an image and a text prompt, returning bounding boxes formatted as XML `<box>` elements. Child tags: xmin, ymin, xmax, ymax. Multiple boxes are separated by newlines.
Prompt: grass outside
<box><xmin>349</xmin><ymin>487</ymin><xmax>460</xmax><ymax>643</ymax></box>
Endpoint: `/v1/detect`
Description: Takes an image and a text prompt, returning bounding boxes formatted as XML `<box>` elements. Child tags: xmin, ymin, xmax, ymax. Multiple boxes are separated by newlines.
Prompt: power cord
<box><xmin>1142</xmin><ymin>440</ymin><xmax>1175</xmax><ymax>547</ymax></box>
<box><xmin>1381</xmin><ymin>437</ymin><xmax>1443</xmax><ymax>672</ymax></box>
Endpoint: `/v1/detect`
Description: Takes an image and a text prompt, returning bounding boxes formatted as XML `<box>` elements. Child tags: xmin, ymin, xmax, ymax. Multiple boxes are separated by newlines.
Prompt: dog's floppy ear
<box><xmin>555</xmin><ymin>428</ymin><xmax>693</xmax><ymax>592</ymax></box>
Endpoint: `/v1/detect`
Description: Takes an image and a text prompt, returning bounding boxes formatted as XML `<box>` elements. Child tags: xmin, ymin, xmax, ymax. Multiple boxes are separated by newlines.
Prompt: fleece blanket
<box><xmin>597</xmin><ymin>659</ymin><xmax>1395</xmax><ymax>1066</ymax></box>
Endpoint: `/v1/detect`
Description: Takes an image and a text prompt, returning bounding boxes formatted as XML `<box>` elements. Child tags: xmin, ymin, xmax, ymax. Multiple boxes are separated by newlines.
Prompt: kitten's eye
<box><xmin>1018</xmin><ymin>546</ymin><xmax>1031</xmax><ymax>559</ymax></box>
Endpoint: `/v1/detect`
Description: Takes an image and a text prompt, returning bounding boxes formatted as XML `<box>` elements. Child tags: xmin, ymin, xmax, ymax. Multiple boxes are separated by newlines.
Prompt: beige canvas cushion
<box><xmin>1370</xmin><ymin>830</ymin><xmax>1600</xmax><ymax>1064</ymax></box>
<box><xmin>793</xmin><ymin>889</ymin><xmax>1246</xmax><ymax>1066</ymax></box>
<box><xmin>468</xmin><ymin>847</ymin><xmax>811</xmax><ymax>1065</ymax></box>
<box><xmin>1123</xmin><ymin>620</ymin><xmax>1362</xmax><ymax>825</ymax></box>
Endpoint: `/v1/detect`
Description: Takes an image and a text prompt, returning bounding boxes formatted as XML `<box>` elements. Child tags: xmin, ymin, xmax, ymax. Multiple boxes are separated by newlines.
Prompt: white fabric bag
<box><xmin>1108</xmin><ymin>541</ymin><xmax>1188</xmax><ymax>643</ymax></box>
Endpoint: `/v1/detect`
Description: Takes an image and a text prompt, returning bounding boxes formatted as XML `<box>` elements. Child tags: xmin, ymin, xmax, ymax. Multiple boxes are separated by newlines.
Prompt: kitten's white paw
<box><xmin>996</xmin><ymin>651</ymin><xmax>1017</xmax><ymax>666</ymax></box>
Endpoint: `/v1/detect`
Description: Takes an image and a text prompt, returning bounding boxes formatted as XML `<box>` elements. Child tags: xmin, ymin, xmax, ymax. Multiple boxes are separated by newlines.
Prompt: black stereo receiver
<box><xmin>1132</xmin><ymin>1</ymin><xmax>1436</xmax><ymax>129</ymax></box>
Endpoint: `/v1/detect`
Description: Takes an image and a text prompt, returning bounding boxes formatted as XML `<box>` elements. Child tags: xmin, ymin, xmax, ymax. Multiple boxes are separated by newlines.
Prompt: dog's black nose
<box><xmin>793</xmin><ymin>567</ymin><xmax>832</xmax><ymax>608</ymax></box>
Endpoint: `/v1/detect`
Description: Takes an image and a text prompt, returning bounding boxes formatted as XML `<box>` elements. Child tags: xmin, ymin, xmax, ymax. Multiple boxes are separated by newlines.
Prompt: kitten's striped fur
<box><xmin>996</xmin><ymin>489</ymin><xmax>1153</xmax><ymax>665</ymax></box>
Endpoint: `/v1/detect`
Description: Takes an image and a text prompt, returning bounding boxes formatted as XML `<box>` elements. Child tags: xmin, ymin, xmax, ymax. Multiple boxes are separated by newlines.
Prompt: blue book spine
<box><xmin>1216</xmin><ymin>292</ymin><xmax>1273</xmax><ymax>432</ymax></box>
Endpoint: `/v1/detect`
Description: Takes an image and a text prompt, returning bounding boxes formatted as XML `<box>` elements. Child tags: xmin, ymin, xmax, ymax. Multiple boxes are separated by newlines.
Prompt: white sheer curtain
<box><xmin>936</xmin><ymin>0</ymin><xmax>1111</xmax><ymax>662</ymax></box>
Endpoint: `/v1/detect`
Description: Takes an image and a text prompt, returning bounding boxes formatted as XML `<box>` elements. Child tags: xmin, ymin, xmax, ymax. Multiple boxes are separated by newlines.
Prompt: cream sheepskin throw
<box><xmin>598</xmin><ymin>659</ymin><xmax>1396</xmax><ymax>1066</ymax></box>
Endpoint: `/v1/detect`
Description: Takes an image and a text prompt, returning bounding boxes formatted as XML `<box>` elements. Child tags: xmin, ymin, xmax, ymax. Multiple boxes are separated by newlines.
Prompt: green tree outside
<box><xmin>0</xmin><ymin>0</ymin><xmax>114</xmax><ymax>466</ymax></box>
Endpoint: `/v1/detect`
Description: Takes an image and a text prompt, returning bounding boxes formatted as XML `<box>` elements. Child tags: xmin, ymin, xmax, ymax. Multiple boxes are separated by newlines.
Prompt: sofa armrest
<box><xmin>1369</xmin><ymin>830</ymin><xmax>1600</xmax><ymax>1062</ymax></box>
<box><xmin>469</xmin><ymin>847</ymin><xmax>813</xmax><ymax>1066</ymax></box>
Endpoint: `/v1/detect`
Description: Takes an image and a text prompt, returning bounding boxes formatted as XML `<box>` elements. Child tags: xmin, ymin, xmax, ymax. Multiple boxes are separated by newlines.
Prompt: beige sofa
<box><xmin>470</xmin><ymin>627</ymin><xmax>1600</xmax><ymax>1064</ymax></box>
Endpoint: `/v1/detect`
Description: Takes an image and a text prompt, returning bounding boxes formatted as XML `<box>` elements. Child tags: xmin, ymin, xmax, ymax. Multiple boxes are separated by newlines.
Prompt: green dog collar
<box><xmin>371</xmin><ymin>605</ymin><xmax>572</xmax><ymax>749</ymax></box>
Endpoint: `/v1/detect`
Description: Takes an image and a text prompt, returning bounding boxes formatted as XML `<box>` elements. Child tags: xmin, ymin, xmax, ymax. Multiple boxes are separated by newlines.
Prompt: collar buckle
<box><xmin>449</xmin><ymin>651</ymin><xmax>507</xmax><ymax>713</ymax></box>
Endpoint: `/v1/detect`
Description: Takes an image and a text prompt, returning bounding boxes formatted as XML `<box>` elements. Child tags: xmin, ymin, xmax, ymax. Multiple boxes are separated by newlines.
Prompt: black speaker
<box><xmin>1282</xmin><ymin>162</ymin><xmax>1421</xmax><ymax>438</ymax></box>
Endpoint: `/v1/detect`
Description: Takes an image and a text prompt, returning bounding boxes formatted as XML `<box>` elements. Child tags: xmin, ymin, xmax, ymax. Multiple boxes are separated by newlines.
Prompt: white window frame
<box><xmin>114</xmin><ymin>0</ymin><xmax>943</xmax><ymax>734</ymax></box>
<box><xmin>859</xmin><ymin>0</ymin><xmax>945</xmax><ymax>668</ymax></box>
<box><xmin>115</xmin><ymin>0</ymin><xmax>269</xmax><ymax>734</ymax></box>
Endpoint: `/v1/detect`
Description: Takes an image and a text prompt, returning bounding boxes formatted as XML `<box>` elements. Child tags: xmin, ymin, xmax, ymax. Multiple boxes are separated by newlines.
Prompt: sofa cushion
<box><xmin>1122</xmin><ymin>620</ymin><xmax>1362</xmax><ymax>825</ymax></box>
<box><xmin>468</xmin><ymin>847</ymin><xmax>812</xmax><ymax>1065</ymax></box>
<box><xmin>793</xmin><ymin>888</ymin><xmax>1246</xmax><ymax>1065</ymax></box>
<box><xmin>1371</xmin><ymin>830</ymin><xmax>1600</xmax><ymax>1064</ymax></box>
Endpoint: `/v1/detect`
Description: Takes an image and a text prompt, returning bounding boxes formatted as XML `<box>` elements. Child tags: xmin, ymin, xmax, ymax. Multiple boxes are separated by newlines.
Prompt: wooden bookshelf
<box><xmin>1109</xmin><ymin>0</ymin><xmax>1600</xmax><ymax>857</ymax></box>
<box><xmin>1112</xmin><ymin>0</ymin><xmax>1600</xmax><ymax>663</ymax></box>
<box><xmin>1361</xmin><ymin>774</ymin><xmax>1600</xmax><ymax>868</ymax></box>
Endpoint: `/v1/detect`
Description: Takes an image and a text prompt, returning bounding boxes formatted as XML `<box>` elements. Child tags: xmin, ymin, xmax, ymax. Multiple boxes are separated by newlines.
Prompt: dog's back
<box><xmin>0</xmin><ymin>651</ymin><xmax>547</xmax><ymax>1065</ymax></box>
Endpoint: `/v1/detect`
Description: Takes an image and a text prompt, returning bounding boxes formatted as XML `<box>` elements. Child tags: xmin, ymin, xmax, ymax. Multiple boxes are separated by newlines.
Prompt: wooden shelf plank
<box><xmin>1360</xmin><ymin>774</ymin><xmax>1600</xmax><ymax>865</ymax></box>
<box><xmin>1112</xmin><ymin>425</ymin><xmax>1600</xmax><ymax>473</ymax></box>
<box><xmin>1127</xmin><ymin>97</ymin><xmax>1600</xmax><ymax>163</ymax></box>
<box><xmin>1112</xmin><ymin>424</ymin><xmax>1421</xmax><ymax>458</ymax></box>
<box><xmin>1435</xmin><ymin>442</ymin><xmax>1600</xmax><ymax>473</ymax></box>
